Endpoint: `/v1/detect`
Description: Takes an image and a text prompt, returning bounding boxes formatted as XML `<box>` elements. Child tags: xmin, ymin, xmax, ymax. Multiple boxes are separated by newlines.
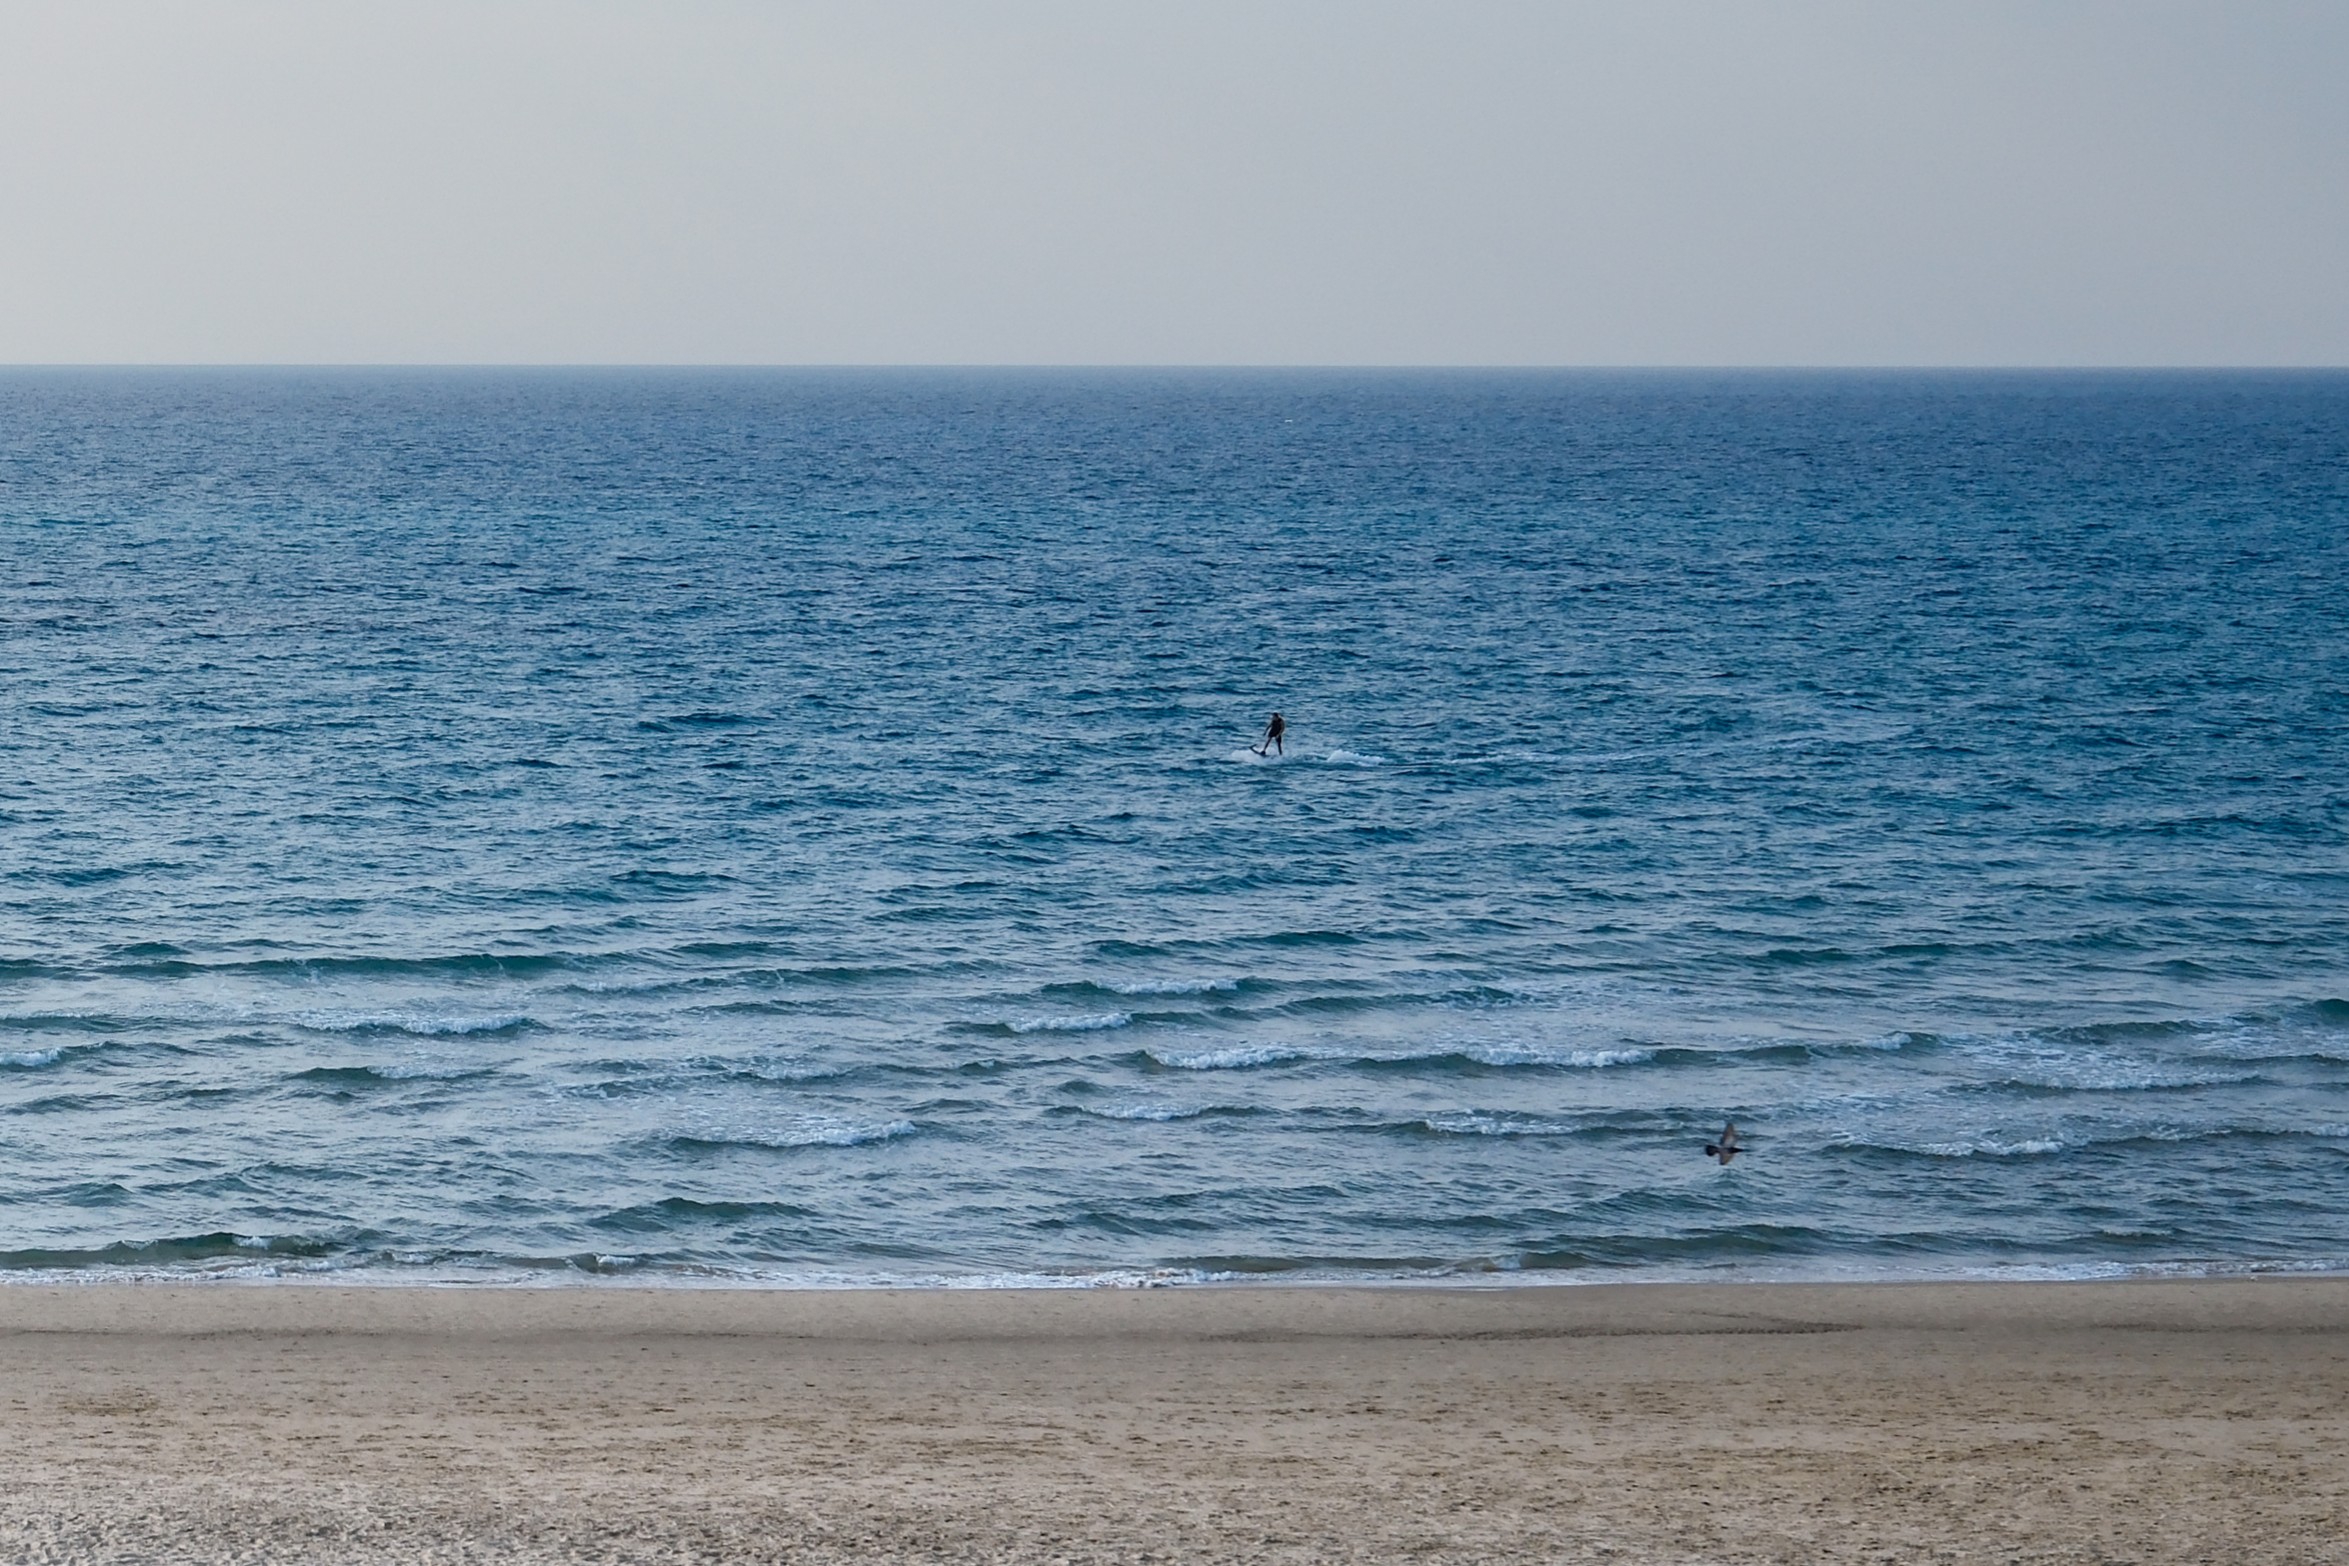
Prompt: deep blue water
<box><xmin>3</xmin><ymin>368</ymin><xmax>2347</xmax><ymax>1284</ymax></box>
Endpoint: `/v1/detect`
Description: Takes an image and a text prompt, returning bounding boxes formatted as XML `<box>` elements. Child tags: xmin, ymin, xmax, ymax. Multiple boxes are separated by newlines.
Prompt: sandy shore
<box><xmin>0</xmin><ymin>1278</ymin><xmax>2343</xmax><ymax>1564</ymax></box>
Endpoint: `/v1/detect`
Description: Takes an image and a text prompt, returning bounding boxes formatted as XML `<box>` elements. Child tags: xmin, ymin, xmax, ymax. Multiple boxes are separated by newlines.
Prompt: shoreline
<box><xmin>3</xmin><ymin>1268</ymin><xmax>2347</xmax><ymax>1323</ymax></box>
<box><xmin>5</xmin><ymin>1254</ymin><xmax>2348</xmax><ymax>1292</ymax></box>
<box><xmin>3</xmin><ymin>1268</ymin><xmax>2344</xmax><ymax>1325</ymax></box>
<box><xmin>4</xmin><ymin>1276</ymin><xmax>2344</xmax><ymax>1561</ymax></box>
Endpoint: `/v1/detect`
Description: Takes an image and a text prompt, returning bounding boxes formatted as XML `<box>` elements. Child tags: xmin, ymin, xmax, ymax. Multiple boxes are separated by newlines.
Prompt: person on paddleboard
<box><xmin>1253</xmin><ymin>712</ymin><xmax>1286</xmax><ymax>757</ymax></box>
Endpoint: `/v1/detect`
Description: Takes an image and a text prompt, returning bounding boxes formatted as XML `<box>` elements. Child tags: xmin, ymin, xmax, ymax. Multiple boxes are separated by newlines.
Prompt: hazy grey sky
<box><xmin>3</xmin><ymin>1</ymin><xmax>2344</xmax><ymax>364</ymax></box>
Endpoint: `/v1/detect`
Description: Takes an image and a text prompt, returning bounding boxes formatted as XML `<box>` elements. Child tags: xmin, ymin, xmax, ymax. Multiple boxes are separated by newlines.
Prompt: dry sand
<box><xmin>0</xmin><ymin>1277</ymin><xmax>2343</xmax><ymax>1563</ymax></box>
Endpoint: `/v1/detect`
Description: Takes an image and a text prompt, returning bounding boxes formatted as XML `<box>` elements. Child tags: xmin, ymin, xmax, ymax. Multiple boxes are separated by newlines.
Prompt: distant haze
<box><xmin>3</xmin><ymin>1</ymin><xmax>2344</xmax><ymax>365</ymax></box>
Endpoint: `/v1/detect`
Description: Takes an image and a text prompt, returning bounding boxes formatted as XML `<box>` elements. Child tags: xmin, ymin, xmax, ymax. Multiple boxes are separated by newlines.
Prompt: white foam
<box><xmin>929</xmin><ymin>1267</ymin><xmax>1238</xmax><ymax>1289</ymax></box>
<box><xmin>727</xmin><ymin>1118</ymin><xmax>919</xmax><ymax>1149</ymax></box>
<box><xmin>0</xmin><ymin>1048</ymin><xmax>63</xmax><ymax>1068</ymax></box>
<box><xmin>298</xmin><ymin>1010</ymin><xmax>533</xmax><ymax>1037</ymax></box>
<box><xmin>11</xmin><ymin>1254</ymin><xmax>2346</xmax><ymax>1293</ymax></box>
<box><xmin>1994</xmin><ymin>1060</ymin><xmax>2256</xmax><ymax>1092</ymax></box>
<box><xmin>1904</xmin><ymin>1137</ymin><xmax>2067</xmax><ymax>1158</ymax></box>
<box><xmin>1419</xmin><ymin>1113</ymin><xmax>1576</xmax><ymax>1137</ymax></box>
<box><xmin>1148</xmin><ymin>1043</ymin><xmax>1312</xmax><ymax>1070</ymax></box>
<box><xmin>1108</xmin><ymin>978</ymin><xmax>1238</xmax><ymax>997</ymax></box>
<box><xmin>1462</xmin><ymin>1043</ymin><xmax>1653</xmax><ymax>1069</ymax></box>
<box><xmin>1147</xmin><ymin>1039</ymin><xmax>1649</xmax><ymax>1071</ymax></box>
<box><xmin>1090</xmin><ymin>1102</ymin><xmax>1209</xmax><ymax>1121</ymax></box>
<box><xmin>1322</xmin><ymin>748</ymin><xmax>1387</xmax><ymax>766</ymax></box>
<box><xmin>1007</xmin><ymin>1011</ymin><xmax>1131</xmax><ymax>1034</ymax></box>
<box><xmin>365</xmin><ymin>1061</ymin><xmax>481</xmax><ymax>1081</ymax></box>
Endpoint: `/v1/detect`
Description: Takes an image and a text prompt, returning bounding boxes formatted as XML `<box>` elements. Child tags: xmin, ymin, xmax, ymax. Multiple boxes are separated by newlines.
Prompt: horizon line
<box><xmin>4</xmin><ymin>362</ymin><xmax>2347</xmax><ymax>374</ymax></box>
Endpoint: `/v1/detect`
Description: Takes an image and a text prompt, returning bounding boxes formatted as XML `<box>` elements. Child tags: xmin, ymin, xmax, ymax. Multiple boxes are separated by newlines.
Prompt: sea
<box><xmin>3</xmin><ymin>368</ymin><xmax>2346</xmax><ymax>1288</ymax></box>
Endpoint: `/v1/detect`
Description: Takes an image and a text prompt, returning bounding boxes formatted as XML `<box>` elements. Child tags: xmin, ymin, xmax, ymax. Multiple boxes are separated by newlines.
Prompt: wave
<box><xmin>1456</xmin><ymin>1044</ymin><xmax>1654</xmax><ymax>1069</ymax></box>
<box><xmin>293</xmin><ymin>1010</ymin><xmax>537</xmax><ymax>1037</ymax></box>
<box><xmin>1322</xmin><ymin>748</ymin><xmax>1387</xmax><ymax>766</ymax></box>
<box><xmin>1879</xmin><ymin>1136</ymin><xmax>2070</xmax><ymax>1159</ymax></box>
<box><xmin>1262</xmin><ymin>985</ymin><xmax>1533</xmax><ymax>1018</ymax></box>
<box><xmin>594</xmin><ymin>1196</ymin><xmax>818</xmax><ymax>1230</ymax></box>
<box><xmin>666</xmin><ymin>1117</ymin><xmax>918</xmax><ymax>1152</ymax></box>
<box><xmin>1142</xmin><ymin>1041</ymin><xmax>1653</xmax><ymax>1072</ymax></box>
<box><xmin>718</xmin><ymin>1058</ymin><xmax>859</xmax><ymax>1086</ymax></box>
<box><xmin>109</xmin><ymin>950</ymin><xmax>584</xmax><ymax>981</ymax></box>
<box><xmin>1089</xmin><ymin>929</ymin><xmax>1365</xmax><ymax>959</ymax></box>
<box><xmin>0</xmin><ymin>1231</ymin><xmax>338</xmax><ymax>1271</ymax></box>
<box><xmin>1409</xmin><ymin>1113</ymin><xmax>1585</xmax><ymax>1138</ymax></box>
<box><xmin>290</xmin><ymin>1063</ymin><xmax>500</xmax><ymax>1089</ymax></box>
<box><xmin>4</xmin><ymin>1093</ymin><xmax>99</xmax><ymax>1115</ymax></box>
<box><xmin>1893</xmin><ymin>1020</ymin><xmax>2349</xmax><ymax>1088</ymax></box>
<box><xmin>1043</xmin><ymin>975</ymin><xmax>1577</xmax><ymax>1018</ymax></box>
<box><xmin>1974</xmin><ymin>1062</ymin><xmax>2262</xmax><ymax>1094</ymax></box>
<box><xmin>0</xmin><ymin>1011</ymin><xmax>137</xmax><ymax>1036</ymax></box>
<box><xmin>998</xmin><ymin>1012</ymin><xmax>1131</xmax><ymax>1035</ymax></box>
<box><xmin>1101</xmin><ymin>978</ymin><xmax>1240</xmax><ymax>997</ymax></box>
<box><xmin>561</xmin><ymin>1059</ymin><xmax>873</xmax><ymax>1100</ymax></box>
<box><xmin>1832</xmin><ymin>1122</ymin><xmax>2349</xmax><ymax>1161</ymax></box>
<box><xmin>1077</xmin><ymin>1101</ymin><xmax>1218</xmax><ymax>1122</ymax></box>
<box><xmin>1145</xmin><ymin>1043</ymin><xmax>1315</xmax><ymax>1071</ymax></box>
<box><xmin>635</xmin><ymin>710</ymin><xmax>767</xmax><ymax>732</ymax></box>
<box><xmin>0</xmin><ymin>1037</ymin><xmax>156</xmax><ymax>1071</ymax></box>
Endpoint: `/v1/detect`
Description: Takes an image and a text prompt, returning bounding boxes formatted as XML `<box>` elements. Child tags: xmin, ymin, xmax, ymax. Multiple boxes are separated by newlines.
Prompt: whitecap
<box><xmin>297</xmin><ymin>1010</ymin><xmax>534</xmax><ymax>1037</ymax></box>
<box><xmin>1089</xmin><ymin>1102</ymin><xmax>1209</xmax><ymax>1121</ymax></box>
<box><xmin>1008</xmin><ymin>1011</ymin><xmax>1130</xmax><ymax>1034</ymax></box>
<box><xmin>1145</xmin><ymin>1039</ymin><xmax>1647</xmax><ymax>1071</ymax></box>
<box><xmin>1418</xmin><ymin>1113</ymin><xmax>1577</xmax><ymax>1137</ymax></box>
<box><xmin>1322</xmin><ymin>749</ymin><xmax>1387</xmax><ymax>766</ymax></box>
<box><xmin>1461</xmin><ymin>1043</ymin><xmax>1653</xmax><ymax>1069</ymax></box>
<box><xmin>1900</xmin><ymin>1137</ymin><xmax>2067</xmax><ymax>1158</ymax></box>
<box><xmin>793</xmin><ymin>1118</ymin><xmax>917</xmax><ymax>1147</ymax></box>
<box><xmin>1148</xmin><ymin>1043</ymin><xmax>1312</xmax><ymax>1070</ymax></box>
<box><xmin>1989</xmin><ymin>1059</ymin><xmax>2258</xmax><ymax>1092</ymax></box>
<box><xmin>1108</xmin><ymin>978</ymin><xmax>1238</xmax><ymax>997</ymax></box>
<box><xmin>365</xmin><ymin>1061</ymin><xmax>481</xmax><ymax>1081</ymax></box>
<box><xmin>710</xmin><ymin>1118</ymin><xmax>919</xmax><ymax>1149</ymax></box>
<box><xmin>0</xmin><ymin>1048</ymin><xmax>63</xmax><ymax>1068</ymax></box>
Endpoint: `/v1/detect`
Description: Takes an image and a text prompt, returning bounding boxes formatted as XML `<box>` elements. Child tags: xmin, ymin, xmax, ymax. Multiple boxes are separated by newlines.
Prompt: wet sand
<box><xmin>0</xmin><ymin>1278</ymin><xmax>2343</xmax><ymax>1563</ymax></box>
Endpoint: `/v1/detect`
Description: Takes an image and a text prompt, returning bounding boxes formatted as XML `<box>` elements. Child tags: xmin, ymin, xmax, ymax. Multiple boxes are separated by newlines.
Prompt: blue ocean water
<box><xmin>2</xmin><ymin>368</ymin><xmax>2346</xmax><ymax>1285</ymax></box>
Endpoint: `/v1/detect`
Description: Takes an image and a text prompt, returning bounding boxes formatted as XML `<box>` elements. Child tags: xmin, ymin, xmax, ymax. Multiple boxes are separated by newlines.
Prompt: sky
<box><xmin>1</xmin><ymin>1</ymin><xmax>2344</xmax><ymax>366</ymax></box>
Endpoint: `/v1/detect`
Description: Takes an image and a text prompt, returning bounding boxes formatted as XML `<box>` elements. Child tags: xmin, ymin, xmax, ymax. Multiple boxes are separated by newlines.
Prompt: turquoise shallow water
<box><xmin>3</xmin><ymin>368</ymin><xmax>2347</xmax><ymax>1284</ymax></box>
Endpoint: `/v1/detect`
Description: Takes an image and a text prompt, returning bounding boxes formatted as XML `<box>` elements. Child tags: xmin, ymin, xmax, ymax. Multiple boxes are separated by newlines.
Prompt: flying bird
<box><xmin>1704</xmin><ymin>1122</ymin><xmax>1742</xmax><ymax>1165</ymax></box>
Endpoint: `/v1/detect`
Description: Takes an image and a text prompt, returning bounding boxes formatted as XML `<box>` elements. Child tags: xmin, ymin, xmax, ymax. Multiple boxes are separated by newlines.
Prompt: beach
<box><xmin>1</xmin><ymin>1278</ymin><xmax>2342</xmax><ymax>1563</ymax></box>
